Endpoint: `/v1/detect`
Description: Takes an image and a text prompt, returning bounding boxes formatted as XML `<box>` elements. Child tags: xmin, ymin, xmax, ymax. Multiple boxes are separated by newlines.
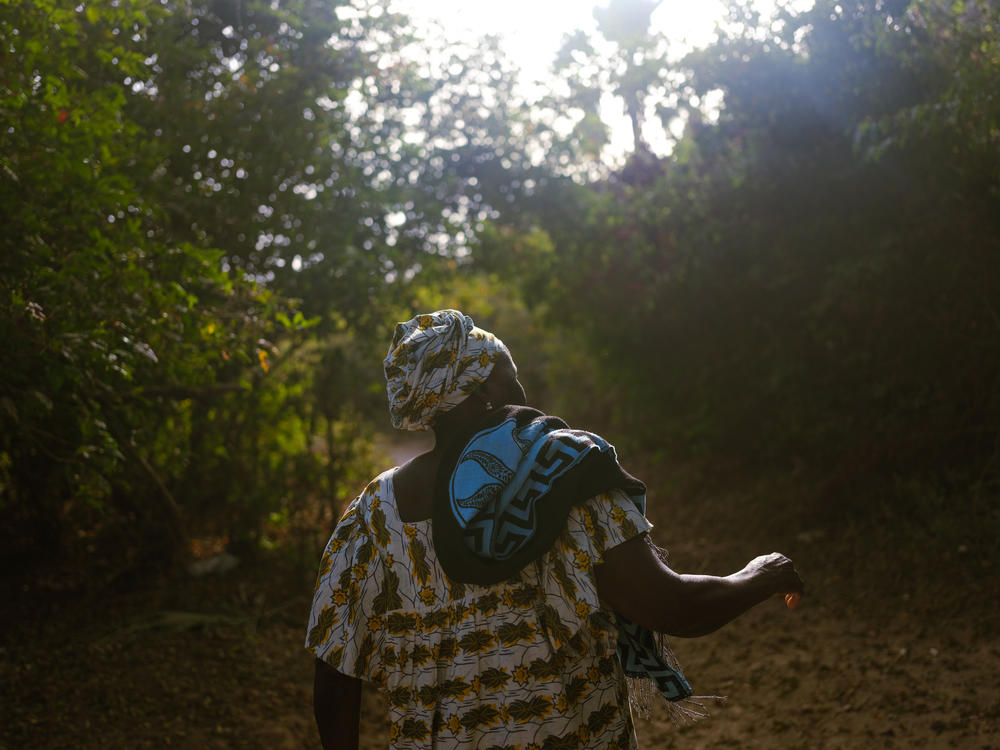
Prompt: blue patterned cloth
<box><xmin>432</xmin><ymin>405</ymin><xmax>693</xmax><ymax>704</ymax></box>
<box><xmin>449</xmin><ymin>413</ymin><xmax>631</xmax><ymax>559</ymax></box>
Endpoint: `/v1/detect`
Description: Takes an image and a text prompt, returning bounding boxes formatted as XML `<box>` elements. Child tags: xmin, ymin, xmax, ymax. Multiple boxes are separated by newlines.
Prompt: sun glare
<box><xmin>388</xmin><ymin>0</ymin><xmax>812</xmax><ymax>73</ymax></box>
<box><xmin>388</xmin><ymin>0</ymin><xmax>814</xmax><ymax>160</ymax></box>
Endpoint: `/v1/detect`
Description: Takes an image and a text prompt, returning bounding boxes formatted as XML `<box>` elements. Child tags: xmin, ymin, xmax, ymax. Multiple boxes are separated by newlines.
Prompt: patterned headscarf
<box><xmin>384</xmin><ymin>310</ymin><xmax>509</xmax><ymax>431</ymax></box>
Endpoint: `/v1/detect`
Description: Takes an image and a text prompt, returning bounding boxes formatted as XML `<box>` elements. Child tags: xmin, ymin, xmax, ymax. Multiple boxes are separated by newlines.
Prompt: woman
<box><xmin>307</xmin><ymin>310</ymin><xmax>803</xmax><ymax>749</ymax></box>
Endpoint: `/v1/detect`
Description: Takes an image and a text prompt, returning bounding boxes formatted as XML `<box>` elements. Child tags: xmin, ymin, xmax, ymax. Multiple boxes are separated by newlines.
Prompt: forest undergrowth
<box><xmin>2</xmin><ymin>454</ymin><xmax>997</xmax><ymax>750</ymax></box>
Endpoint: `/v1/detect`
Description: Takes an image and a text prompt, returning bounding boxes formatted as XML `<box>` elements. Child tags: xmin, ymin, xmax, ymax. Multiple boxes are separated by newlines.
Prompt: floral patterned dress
<box><xmin>305</xmin><ymin>468</ymin><xmax>652</xmax><ymax>749</ymax></box>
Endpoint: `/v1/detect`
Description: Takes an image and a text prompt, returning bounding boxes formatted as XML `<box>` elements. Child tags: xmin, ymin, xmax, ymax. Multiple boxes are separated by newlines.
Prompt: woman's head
<box><xmin>477</xmin><ymin>348</ymin><xmax>526</xmax><ymax>413</ymax></box>
<box><xmin>383</xmin><ymin>310</ymin><xmax>521</xmax><ymax>431</ymax></box>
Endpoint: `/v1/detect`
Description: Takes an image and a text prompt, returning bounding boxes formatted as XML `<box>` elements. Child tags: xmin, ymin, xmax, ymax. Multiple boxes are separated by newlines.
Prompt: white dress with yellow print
<box><xmin>305</xmin><ymin>468</ymin><xmax>652</xmax><ymax>750</ymax></box>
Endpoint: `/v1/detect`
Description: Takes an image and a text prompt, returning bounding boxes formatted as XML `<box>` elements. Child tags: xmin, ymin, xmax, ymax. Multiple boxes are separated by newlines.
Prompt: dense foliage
<box><xmin>2</xmin><ymin>0</ymin><xmax>996</xmax><ymax>579</ymax></box>
<box><xmin>2</xmin><ymin>0</ymin><xmax>324</xmax><ymax>570</ymax></box>
<box><xmin>504</xmin><ymin>0</ymin><xmax>999</xmax><ymax>485</ymax></box>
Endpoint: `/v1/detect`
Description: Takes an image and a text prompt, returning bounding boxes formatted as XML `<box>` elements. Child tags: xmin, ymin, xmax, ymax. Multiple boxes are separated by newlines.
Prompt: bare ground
<box><xmin>2</xmin><ymin>460</ymin><xmax>998</xmax><ymax>749</ymax></box>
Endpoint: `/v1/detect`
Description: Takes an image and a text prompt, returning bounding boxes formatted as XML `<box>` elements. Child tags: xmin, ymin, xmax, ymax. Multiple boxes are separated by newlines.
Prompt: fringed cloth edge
<box><xmin>625</xmin><ymin>633</ymin><xmax>726</xmax><ymax>724</ymax></box>
<box><xmin>628</xmin><ymin>541</ymin><xmax>725</xmax><ymax>724</ymax></box>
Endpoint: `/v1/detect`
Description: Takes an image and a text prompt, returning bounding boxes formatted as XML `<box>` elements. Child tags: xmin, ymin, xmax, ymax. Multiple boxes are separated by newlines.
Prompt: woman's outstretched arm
<box><xmin>313</xmin><ymin>659</ymin><xmax>362</xmax><ymax>750</ymax></box>
<box><xmin>594</xmin><ymin>534</ymin><xmax>803</xmax><ymax>637</ymax></box>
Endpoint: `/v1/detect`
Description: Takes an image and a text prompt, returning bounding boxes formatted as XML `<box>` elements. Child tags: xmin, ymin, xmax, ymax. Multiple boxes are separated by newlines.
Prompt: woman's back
<box><xmin>306</xmin><ymin>468</ymin><xmax>650</xmax><ymax>749</ymax></box>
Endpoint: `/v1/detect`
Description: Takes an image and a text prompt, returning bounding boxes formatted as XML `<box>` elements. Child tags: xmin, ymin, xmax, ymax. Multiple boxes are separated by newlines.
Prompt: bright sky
<box><xmin>390</xmin><ymin>0</ymin><xmax>730</xmax><ymax>81</ymax></box>
<box><xmin>388</xmin><ymin>0</ymin><xmax>813</xmax><ymax>160</ymax></box>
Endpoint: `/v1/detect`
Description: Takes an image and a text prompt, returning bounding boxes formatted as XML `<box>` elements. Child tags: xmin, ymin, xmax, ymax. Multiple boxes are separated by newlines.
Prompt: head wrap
<box><xmin>384</xmin><ymin>309</ymin><xmax>509</xmax><ymax>431</ymax></box>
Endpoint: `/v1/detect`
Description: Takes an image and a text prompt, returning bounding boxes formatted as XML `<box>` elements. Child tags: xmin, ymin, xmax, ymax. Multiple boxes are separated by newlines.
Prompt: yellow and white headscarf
<box><xmin>384</xmin><ymin>310</ymin><xmax>508</xmax><ymax>431</ymax></box>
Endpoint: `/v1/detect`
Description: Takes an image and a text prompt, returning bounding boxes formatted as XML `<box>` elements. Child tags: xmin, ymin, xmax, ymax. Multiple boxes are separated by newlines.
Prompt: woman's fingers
<box><xmin>776</xmin><ymin>555</ymin><xmax>803</xmax><ymax>608</ymax></box>
<box><xmin>747</xmin><ymin>552</ymin><xmax>804</xmax><ymax>604</ymax></box>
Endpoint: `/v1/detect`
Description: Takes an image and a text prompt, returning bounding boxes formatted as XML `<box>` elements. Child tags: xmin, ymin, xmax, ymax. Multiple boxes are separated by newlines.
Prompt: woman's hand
<box><xmin>741</xmin><ymin>552</ymin><xmax>804</xmax><ymax>598</ymax></box>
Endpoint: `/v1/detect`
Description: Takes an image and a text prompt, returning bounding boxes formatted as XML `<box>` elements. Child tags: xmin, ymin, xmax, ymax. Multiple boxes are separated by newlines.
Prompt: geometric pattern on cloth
<box><xmin>444</xmin><ymin>410</ymin><xmax>693</xmax><ymax>704</ymax></box>
<box><xmin>616</xmin><ymin>616</ymin><xmax>692</xmax><ymax>700</ymax></box>
<box><xmin>449</xmin><ymin>415</ymin><xmax>625</xmax><ymax>560</ymax></box>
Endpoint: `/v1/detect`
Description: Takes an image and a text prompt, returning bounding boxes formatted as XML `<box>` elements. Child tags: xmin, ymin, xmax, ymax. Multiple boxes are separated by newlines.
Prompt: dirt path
<box><xmin>3</xmin><ymin>461</ymin><xmax>997</xmax><ymax>749</ymax></box>
<box><xmin>638</xmin><ymin>608</ymin><xmax>997</xmax><ymax>749</ymax></box>
<box><xmin>2</xmin><ymin>559</ymin><xmax>996</xmax><ymax>749</ymax></box>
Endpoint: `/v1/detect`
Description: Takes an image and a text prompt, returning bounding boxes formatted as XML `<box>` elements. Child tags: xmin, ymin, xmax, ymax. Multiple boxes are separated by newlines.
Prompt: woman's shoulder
<box><xmin>362</xmin><ymin>468</ymin><xmax>396</xmax><ymax>505</ymax></box>
<box><xmin>336</xmin><ymin>469</ymin><xmax>398</xmax><ymax>529</ymax></box>
<box><xmin>389</xmin><ymin>453</ymin><xmax>438</xmax><ymax>522</ymax></box>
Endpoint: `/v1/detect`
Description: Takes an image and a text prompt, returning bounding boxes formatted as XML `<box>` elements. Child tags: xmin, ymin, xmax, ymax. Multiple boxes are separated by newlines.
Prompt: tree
<box><xmin>506</xmin><ymin>0</ymin><xmax>999</xmax><ymax>484</ymax></box>
<box><xmin>546</xmin><ymin>0</ymin><xmax>680</xmax><ymax>165</ymax></box>
<box><xmin>0</xmin><ymin>0</ymin><xmax>553</xmax><ymax>574</ymax></box>
<box><xmin>0</xmin><ymin>0</ymin><xmax>285</xmax><ymax>565</ymax></box>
